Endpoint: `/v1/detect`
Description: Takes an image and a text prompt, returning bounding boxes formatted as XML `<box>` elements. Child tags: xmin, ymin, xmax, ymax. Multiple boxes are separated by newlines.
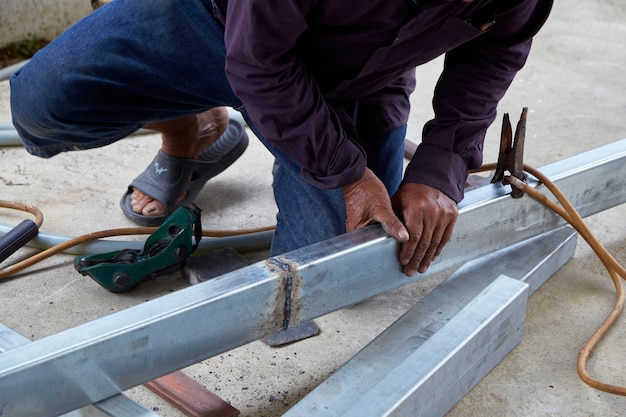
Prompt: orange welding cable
<box><xmin>0</xmin><ymin>200</ymin><xmax>274</xmax><ymax>280</ymax></box>
<box><xmin>0</xmin><ymin>200</ymin><xmax>44</xmax><ymax>227</ymax></box>
<box><xmin>503</xmin><ymin>166</ymin><xmax>626</xmax><ymax>396</ymax></box>
<box><xmin>1</xmin><ymin>227</ymin><xmax>155</xmax><ymax>280</ymax></box>
<box><xmin>0</xmin><ymin>224</ymin><xmax>274</xmax><ymax>280</ymax></box>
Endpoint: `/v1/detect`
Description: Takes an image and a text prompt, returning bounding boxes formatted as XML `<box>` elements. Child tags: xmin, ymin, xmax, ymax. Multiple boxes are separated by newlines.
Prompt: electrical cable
<box><xmin>0</xmin><ymin>198</ymin><xmax>274</xmax><ymax>280</ymax></box>
<box><xmin>471</xmin><ymin>162</ymin><xmax>626</xmax><ymax>397</ymax></box>
<box><xmin>0</xmin><ymin>219</ymin><xmax>273</xmax><ymax>255</ymax></box>
<box><xmin>0</xmin><ymin>200</ymin><xmax>43</xmax><ymax>227</ymax></box>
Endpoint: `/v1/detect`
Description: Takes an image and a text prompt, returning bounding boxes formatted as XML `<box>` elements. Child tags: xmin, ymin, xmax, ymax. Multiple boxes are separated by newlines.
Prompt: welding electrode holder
<box><xmin>491</xmin><ymin>107</ymin><xmax>528</xmax><ymax>198</ymax></box>
<box><xmin>0</xmin><ymin>219</ymin><xmax>39</xmax><ymax>264</ymax></box>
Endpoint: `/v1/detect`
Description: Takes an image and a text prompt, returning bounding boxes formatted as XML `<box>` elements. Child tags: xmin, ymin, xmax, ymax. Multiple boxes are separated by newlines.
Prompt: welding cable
<box><xmin>0</xmin><ymin>224</ymin><xmax>274</xmax><ymax>280</ymax></box>
<box><xmin>0</xmin><ymin>223</ymin><xmax>274</xmax><ymax>280</ymax></box>
<box><xmin>0</xmin><ymin>219</ymin><xmax>273</xmax><ymax>255</ymax></box>
<box><xmin>0</xmin><ymin>126</ymin><xmax>24</xmax><ymax>146</ymax></box>
<box><xmin>0</xmin><ymin>200</ymin><xmax>43</xmax><ymax>228</ymax></box>
<box><xmin>489</xmin><ymin>164</ymin><xmax>626</xmax><ymax>397</ymax></box>
<box><xmin>0</xmin><ymin>60</ymin><xmax>30</xmax><ymax>146</ymax></box>
<box><xmin>0</xmin><ymin>199</ymin><xmax>274</xmax><ymax>280</ymax></box>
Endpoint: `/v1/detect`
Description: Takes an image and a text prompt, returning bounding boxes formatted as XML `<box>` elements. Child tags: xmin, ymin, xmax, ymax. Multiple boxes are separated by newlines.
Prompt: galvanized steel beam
<box><xmin>344</xmin><ymin>274</ymin><xmax>529</xmax><ymax>417</ymax></box>
<box><xmin>63</xmin><ymin>397</ymin><xmax>160</xmax><ymax>417</ymax></box>
<box><xmin>284</xmin><ymin>226</ymin><xmax>578</xmax><ymax>417</ymax></box>
<box><xmin>0</xmin><ymin>323</ymin><xmax>159</xmax><ymax>417</ymax></box>
<box><xmin>1</xmin><ymin>139</ymin><xmax>626</xmax><ymax>416</ymax></box>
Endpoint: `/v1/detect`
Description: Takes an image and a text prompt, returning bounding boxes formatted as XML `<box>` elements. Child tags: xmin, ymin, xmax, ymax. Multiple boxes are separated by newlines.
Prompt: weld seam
<box><xmin>269</xmin><ymin>257</ymin><xmax>292</xmax><ymax>330</ymax></box>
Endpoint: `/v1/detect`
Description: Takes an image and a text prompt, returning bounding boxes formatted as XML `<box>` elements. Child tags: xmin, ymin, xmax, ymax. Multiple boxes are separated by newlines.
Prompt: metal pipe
<box><xmin>0</xmin><ymin>224</ymin><xmax>273</xmax><ymax>255</ymax></box>
<box><xmin>0</xmin><ymin>59</ymin><xmax>29</xmax><ymax>81</ymax></box>
<box><xmin>0</xmin><ymin>324</ymin><xmax>159</xmax><ymax>417</ymax></box>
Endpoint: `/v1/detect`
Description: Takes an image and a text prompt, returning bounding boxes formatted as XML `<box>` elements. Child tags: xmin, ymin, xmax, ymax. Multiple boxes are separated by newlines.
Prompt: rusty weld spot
<box><xmin>267</xmin><ymin>257</ymin><xmax>301</xmax><ymax>331</ymax></box>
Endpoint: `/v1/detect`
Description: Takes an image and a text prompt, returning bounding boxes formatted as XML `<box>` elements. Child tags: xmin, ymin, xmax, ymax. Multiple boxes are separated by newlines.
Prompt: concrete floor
<box><xmin>0</xmin><ymin>0</ymin><xmax>92</xmax><ymax>47</ymax></box>
<box><xmin>1</xmin><ymin>0</ymin><xmax>626</xmax><ymax>415</ymax></box>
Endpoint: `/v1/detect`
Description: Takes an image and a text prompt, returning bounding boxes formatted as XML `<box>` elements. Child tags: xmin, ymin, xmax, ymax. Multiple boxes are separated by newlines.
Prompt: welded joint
<box><xmin>268</xmin><ymin>256</ymin><xmax>301</xmax><ymax>331</ymax></box>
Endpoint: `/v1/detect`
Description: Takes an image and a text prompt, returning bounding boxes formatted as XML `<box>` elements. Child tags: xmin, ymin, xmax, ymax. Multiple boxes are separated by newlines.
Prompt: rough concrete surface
<box><xmin>0</xmin><ymin>0</ymin><xmax>92</xmax><ymax>48</ymax></box>
<box><xmin>0</xmin><ymin>0</ymin><xmax>625</xmax><ymax>416</ymax></box>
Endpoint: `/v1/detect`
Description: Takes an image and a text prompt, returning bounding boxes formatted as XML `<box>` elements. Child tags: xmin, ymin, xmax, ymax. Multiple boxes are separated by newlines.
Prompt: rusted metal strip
<box><xmin>145</xmin><ymin>371</ymin><xmax>239</xmax><ymax>417</ymax></box>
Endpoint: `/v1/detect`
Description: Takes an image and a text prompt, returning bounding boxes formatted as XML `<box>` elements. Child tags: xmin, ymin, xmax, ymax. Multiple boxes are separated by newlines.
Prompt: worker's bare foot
<box><xmin>130</xmin><ymin>107</ymin><xmax>229</xmax><ymax>217</ymax></box>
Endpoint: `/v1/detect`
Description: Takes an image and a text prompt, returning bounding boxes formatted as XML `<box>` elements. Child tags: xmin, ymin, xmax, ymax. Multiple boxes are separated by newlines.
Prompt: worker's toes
<box><xmin>130</xmin><ymin>188</ymin><xmax>167</xmax><ymax>216</ymax></box>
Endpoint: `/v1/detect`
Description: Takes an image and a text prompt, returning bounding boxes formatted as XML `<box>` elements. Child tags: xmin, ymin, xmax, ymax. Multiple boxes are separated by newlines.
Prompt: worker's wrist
<box><xmin>403</xmin><ymin>143</ymin><xmax>468</xmax><ymax>203</ymax></box>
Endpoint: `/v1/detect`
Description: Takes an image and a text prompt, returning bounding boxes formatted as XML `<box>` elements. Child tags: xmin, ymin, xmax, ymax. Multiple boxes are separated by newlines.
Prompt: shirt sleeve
<box><xmin>403</xmin><ymin>0</ymin><xmax>554</xmax><ymax>202</ymax></box>
<box><xmin>222</xmin><ymin>0</ymin><xmax>366</xmax><ymax>190</ymax></box>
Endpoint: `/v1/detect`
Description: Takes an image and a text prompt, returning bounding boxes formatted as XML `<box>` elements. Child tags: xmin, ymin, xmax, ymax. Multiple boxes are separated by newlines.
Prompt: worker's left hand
<box><xmin>391</xmin><ymin>183</ymin><xmax>458</xmax><ymax>276</ymax></box>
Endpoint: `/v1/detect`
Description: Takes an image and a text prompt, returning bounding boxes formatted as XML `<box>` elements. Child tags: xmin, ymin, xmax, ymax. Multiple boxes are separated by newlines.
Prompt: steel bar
<box><xmin>342</xmin><ymin>275</ymin><xmax>529</xmax><ymax>417</ymax></box>
<box><xmin>0</xmin><ymin>323</ymin><xmax>159</xmax><ymax>417</ymax></box>
<box><xmin>288</xmin><ymin>139</ymin><xmax>626</xmax><ymax>321</ymax></box>
<box><xmin>0</xmin><ymin>323</ymin><xmax>30</xmax><ymax>352</ymax></box>
<box><xmin>0</xmin><ymin>139</ymin><xmax>626</xmax><ymax>416</ymax></box>
<box><xmin>63</xmin><ymin>396</ymin><xmax>160</xmax><ymax>417</ymax></box>
<box><xmin>144</xmin><ymin>372</ymin><xmax>240</xmax><ymax>417</ymax></box>
<box><xmin>284</xmin><ymin>226</ymin><xmax>577</xmax><ymax>416</ymax></box>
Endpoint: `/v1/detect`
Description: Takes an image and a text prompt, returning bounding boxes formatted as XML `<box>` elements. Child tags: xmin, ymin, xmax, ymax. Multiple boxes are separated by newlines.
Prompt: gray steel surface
<box><xmin>285</xmin><ymin>226</ymin><xmax>577</xmax><ymax>416</ymax></box>
<box><xmin>1</xmin><ymin>140</ymin><xmax>626</xmax><ymax>416</ymax></box>
<box><xmin>345</xmin><ymin>275</ymin><xmax>529</xmax><ymax>417</ymax></box>
<box><xmin>284</xmin><ymin>140</ymin><xmax>626</xmax><ymax>321</ymax></box>
<box><xmin>0</xmin><ymin>323</ymin><xmax>158</xmax><ymax>417</ymax></box>
<box><xmin>64</xmin><ymin>396</ymin><xmax>160</xmax><ymax>417</ymax></box>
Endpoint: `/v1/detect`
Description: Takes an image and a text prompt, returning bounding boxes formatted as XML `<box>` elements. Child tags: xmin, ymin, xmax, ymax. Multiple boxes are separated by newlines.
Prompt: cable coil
<box><xmin>502</xmin><ymin>166</ymin><xmax>626</xmax><ymax>396</ymax></box>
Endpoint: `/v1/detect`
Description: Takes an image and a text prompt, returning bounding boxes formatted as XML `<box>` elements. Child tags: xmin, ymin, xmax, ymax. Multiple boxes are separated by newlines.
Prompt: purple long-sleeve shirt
<box><xmin>212</xmin><ymin>0</ymin><xmax>552</xmax><ymax>202</ymax></box>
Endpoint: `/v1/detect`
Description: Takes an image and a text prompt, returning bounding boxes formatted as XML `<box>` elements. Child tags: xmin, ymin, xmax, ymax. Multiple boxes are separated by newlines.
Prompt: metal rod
<box><xmin>1</xmin><ymin>139</ymin><xmax>626</xmax><ymax>416</ymax></box>
<box><xmin>285</xmin><ymin>226</ymin><xmax>578</xmax><ymax>416</ymax></box>
<box><xmin>0</xmin><ymin>324</ymin><xmax>159</xmax><ymax>417</ymax></box>
<box><xmin>343</xmin><ymin>275</ymin><xmax>529</xmax><ymax>417</ymax></box>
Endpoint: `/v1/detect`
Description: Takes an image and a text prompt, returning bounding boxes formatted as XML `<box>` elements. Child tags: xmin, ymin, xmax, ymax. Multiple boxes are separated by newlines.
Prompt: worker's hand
<box><xmin>391</xmin><ymin>183</ymin><xmax>458</xmax><ymax>276</ymax></box>
<box><xmin>342</xmin><ymin>168</ymin><xmax>410</xmax><ymax>244</ymax></box>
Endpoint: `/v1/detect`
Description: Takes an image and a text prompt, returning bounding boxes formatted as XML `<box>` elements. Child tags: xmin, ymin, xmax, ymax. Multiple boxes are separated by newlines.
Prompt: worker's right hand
<box><xmin>391</xmin><ymin>182</ymin><xmax>458</xmax><ymax>276</ymax></box>
<box><xmin>341</xmin><ymin>168</ymin><xmax>410</xmax><ymax>245</ymax></box>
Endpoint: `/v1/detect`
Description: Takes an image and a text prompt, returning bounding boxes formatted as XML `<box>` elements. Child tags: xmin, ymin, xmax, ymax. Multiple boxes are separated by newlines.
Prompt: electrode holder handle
<box><xmin>0</xmin><ymin>219</ymin><xmax>39</xmax><ymax>263</ymax></box>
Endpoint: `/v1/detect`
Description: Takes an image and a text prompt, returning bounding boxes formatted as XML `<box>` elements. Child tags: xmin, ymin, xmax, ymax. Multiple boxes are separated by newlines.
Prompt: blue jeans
<box><xmin>10</xmin><ymin>0</ymin><xmax>407</xmax><ymax>256</ymax></box>
<box><xmin>10</xmin><ymin>0</ymin><xmax>239</xmax><ymax>157</ymax></box>
<box><xmin>243</xmin><ymin>119</ymin><xmax>406</xmax><ymax>256</ymax></box>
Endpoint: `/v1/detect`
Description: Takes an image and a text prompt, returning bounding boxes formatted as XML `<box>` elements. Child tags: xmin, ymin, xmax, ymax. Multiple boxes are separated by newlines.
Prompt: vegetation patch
<box><xmin>0</xmin><ymin>34</ymin><xmax>49</xmax><ymax>69</ymax></box>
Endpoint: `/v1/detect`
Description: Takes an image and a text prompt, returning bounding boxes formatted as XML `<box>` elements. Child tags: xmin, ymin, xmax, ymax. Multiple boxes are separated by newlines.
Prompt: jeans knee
<box><xmin>10</xmin><ymin>68</ymin><xmax>75</xmax><ymax>144</ymax></box>
<box><xmin>10</xmin><ymin>73</ymin><xmax>58</xmax><ymax>136</ymax></box>
<box><xmin>10</xmin><ymin>66</ymin><xmax>98</xmax><ymax>157</ymax></box>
